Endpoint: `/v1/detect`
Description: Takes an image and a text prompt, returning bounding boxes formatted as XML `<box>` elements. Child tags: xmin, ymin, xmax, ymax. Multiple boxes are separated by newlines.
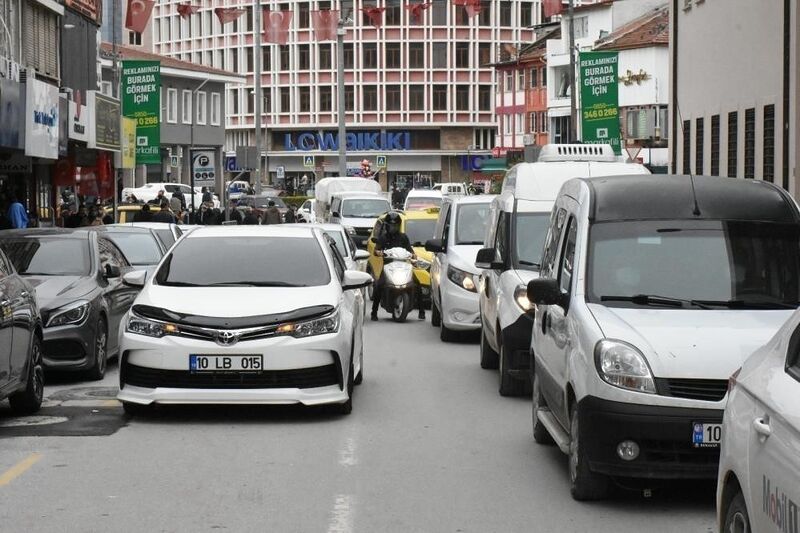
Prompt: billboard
<box><xmin>89</xmin><ymin>91</ymin><xmax>121</xmax><ymax>152</ymax></box>
<box><xmin>24</xmin><ymin>79</ymin><xmax>60</xmax><ymax>159</ymax></box>
<box><xmin>121</xmin><ymin>60</ymin><xmax>160</xmax><ymax>164</ymax></box>
<box><xmin>579</xmin><ymin>51</ymin><xmax>621</xmax><ymax>155</ymax></box>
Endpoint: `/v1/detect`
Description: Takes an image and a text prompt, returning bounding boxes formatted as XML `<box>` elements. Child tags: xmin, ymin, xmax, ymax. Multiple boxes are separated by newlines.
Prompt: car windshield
<box><xmin>105</xmin><ymin>232</ymin><xmax>163</xmax><ymax>265</ymax></box>
<box><xmin>514</xmin><ymin>213</ymin><xmax>550</xmax><ymax>270</ymax></box>
<box><xmin>405</xmin><ymin>197</ymin><xmax>441</xmax><ymax>210</ymax></box>
<box><xmin>324</xmin><ymin>230</ymin><xmax>348</xmax><ymax>257</ymax></box>
<box><xmin>341</xmin><ymin>199</ymin><xmax>390</xmax><ymax>218</ymax></box>
<box><xmin>587</xmin><ymin>220</ymin><xmax>800</xmax><ymax>309</ymax></box>
<box><xmin>456</xmin><ymin>204</ymin><xmax>491</xmax><ymax>245</ymax></box>
<box><xmin>0</xmin><ymin>237</ymin><xmax>91</xmax><ymax>276</ymax></box>
<box><xmin>156</xmin><ymin>236</ymin><xmax>331</xmax><ymax>287</ymax></box>
<box><xmin>405</xmin><ymin>219</ymin><xmax>437</xmax><ymax>246</ymax></box>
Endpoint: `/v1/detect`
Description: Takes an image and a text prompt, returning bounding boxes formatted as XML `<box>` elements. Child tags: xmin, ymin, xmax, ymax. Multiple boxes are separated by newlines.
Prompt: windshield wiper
<box><xmin>518</xmin><ymin>260</ymin><xmax>541</xmax><ymax>268</ymax></box>
<box><xmin>159</xmin><ymin>281</ymin><xmax>201</xmax><ymax>287</ymax></box>
<box><xmin>691</xmin><ymin>299</ymin><xmax>800</xmax><ymax>310</ymax></box>
<box><xmin>600</xmin><ymin>294</ymin><xmax>712</xmax><ymax>309</ymax></box>
<box><xmin>204</xmin><ymin>281</ymin><xmax>303</xmax><ymax>287</ymax></box>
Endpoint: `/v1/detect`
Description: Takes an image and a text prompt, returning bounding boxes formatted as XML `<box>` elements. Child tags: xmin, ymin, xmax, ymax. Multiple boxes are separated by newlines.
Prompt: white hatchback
<box><xmin>717</xmin><ymin>311</ymin><xmax>800</xmax><ymax>533</ymax></box>
<box><xmin>117</xmin><ymin>226</ymin><xmax>372</xmax><ymax>415</ymax></box>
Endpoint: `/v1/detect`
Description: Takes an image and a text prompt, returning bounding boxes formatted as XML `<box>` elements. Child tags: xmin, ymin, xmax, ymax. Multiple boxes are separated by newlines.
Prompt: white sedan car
<box><xmin>117</xmin><ymin>226</ymin><xmax>372</xmax><ymax>415</ymax></box>
<box><xmin>121</xmin><ymin>182</ymin><xmax>221</xmax><ymax>209</ymax></box>
<box><xmin>717</xmin><ymin>311</ymin><xmax>800</xmax><ymax>532</ymax></box>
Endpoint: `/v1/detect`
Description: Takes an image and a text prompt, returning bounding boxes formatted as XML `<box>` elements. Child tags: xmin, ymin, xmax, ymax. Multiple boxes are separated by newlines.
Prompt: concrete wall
<box><xmin>160</xmin><ymin>77</ymin><xmax>227</xmax><ymax>147</ymax></box>
<box><xmin>618</xmin><ymin>47</ymin><xmax>669</xmax><ymax>108</ymax></box>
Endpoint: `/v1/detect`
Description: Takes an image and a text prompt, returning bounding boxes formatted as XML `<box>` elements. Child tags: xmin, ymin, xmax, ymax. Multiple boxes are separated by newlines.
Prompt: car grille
<box><xmin>353</xmin><ymin>228</ymin><xmax>372</xmax><ymax>237</ymax></box>
<box><xmin>656</xmin><ymin>378</ymin><xmax>728</xmax><ymax>402</ymax></box>
<box><xmin>43</xmin><ymin>340</ymin><xmax>86</xmax><ymax>361</ymax></box>
<box><xmin>639</xmin><ymin>439</ymin><xmax>721</xmax><ymax>466</ymax></box>
<box><xmin>122</xmin><ymin>362</ymin><xmax>339</xmax><ymax>390</ymax></box>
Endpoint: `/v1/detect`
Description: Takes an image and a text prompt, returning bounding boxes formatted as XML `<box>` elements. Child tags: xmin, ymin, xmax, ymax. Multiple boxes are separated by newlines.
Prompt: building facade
<box><xmin>670</xmin><ymin>0</ymin><xmax>797</xmax><ymax>195</ymax></box>
<box><xmin>147</xmin><ymin>0</ymin><xmax>541</xmax><ymax>188</ymax></box>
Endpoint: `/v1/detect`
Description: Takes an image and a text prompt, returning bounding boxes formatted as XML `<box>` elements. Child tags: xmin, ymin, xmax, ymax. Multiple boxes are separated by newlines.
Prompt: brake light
<box><xmin>728</xmin><ymin>367</ymin><xmax>742</xmax><ymax>393</ymax></box>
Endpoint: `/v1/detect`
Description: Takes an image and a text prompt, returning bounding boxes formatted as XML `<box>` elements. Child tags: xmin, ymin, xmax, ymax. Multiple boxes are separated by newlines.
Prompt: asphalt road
<box><xmin>0</xmin><ymin>312</ymin><xmax>716</xmax><ymax>533</ymax></box>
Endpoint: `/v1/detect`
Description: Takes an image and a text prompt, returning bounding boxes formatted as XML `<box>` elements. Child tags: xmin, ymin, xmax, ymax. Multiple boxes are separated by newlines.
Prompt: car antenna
<box><xmin>688</xmin><ymin>174</ymin><xmax>701</xmax><ymax>216</ymax></box>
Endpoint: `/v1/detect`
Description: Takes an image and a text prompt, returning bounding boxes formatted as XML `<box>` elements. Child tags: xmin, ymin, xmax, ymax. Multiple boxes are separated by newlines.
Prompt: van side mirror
<box><xmin>527</xmin><ymin>278</ymin><xmax>567</xmax><ymax>309</ymax></box>
<box><xmin>475</xmin><ymin>247</ymin><xmax>503</xmax><ymax>270</ymax></box>
<box><xmin>425</xmin><ymin>238</ymin><xmax>443</xmax><ymax>254</ymax></box>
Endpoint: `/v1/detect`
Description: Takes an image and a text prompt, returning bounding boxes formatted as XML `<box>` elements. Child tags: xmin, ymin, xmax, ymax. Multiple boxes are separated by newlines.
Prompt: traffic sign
<box><xmin>303</xmin><ymin>155</ymin><xmax>315</xmax><ymax>168</ymax></box>
<box><xmin>625</xmin><ymin>145</ymin><xmax>642</xmax><ymax>162</ymax></box>
<box><xmin>276</xmin><ymin>165</ymin><xmax>285</xmax><ymax>181</ymax></box>
<box><xmin>376</xmin><ymin>155</ymin><xmax>387</xmax><ymax>169</ymax></box>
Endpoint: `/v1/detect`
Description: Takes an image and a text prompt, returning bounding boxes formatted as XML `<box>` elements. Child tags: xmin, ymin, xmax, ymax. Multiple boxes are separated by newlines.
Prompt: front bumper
<box><xmin>501</xmin><ymin>313</ymin><xmax>534</xmax><ymax>377</ymax></box>
<box><xmin>41</xmin><ymin>321</ymin><xmax>97</xmax><ymax>371</ymax></box>
<box><xmin>440</xmin><ymin>280</ymin><xmax>480</xmax><ymax>330</ymax></box>
<box><xmin>579</xmin><ymin>396</ymin><xmax>723</xmax><ymax>479</ymax></box>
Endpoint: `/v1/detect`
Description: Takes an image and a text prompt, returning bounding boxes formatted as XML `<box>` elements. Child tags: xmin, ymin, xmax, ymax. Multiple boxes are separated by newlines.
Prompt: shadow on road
<box><xmin>124</xmin><ymin>403</ymin><xmax>351</xmax><ymax>426</ymax></box>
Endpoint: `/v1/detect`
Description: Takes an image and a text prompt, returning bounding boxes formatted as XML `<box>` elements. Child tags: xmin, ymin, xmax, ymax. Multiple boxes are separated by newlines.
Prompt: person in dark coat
<box><xmin>243</xmin><ymin>210</ymin><xmax>260</xmax><ymax>225</ymax></box>
<box><xmin>133</xmin><ymin>203</ymin><xmax>153</xmax><ymax>222</ymax></box>
<box><xmin>151</xmin><ymin>199</ymin><xmax>177</xmax><ymax>223</ymax></box>
<box><xmin>201</xmin><ymin>187</ymin><xmax>213</xmax><ymax>204</ymax></box>
<box><xmin>264</xmin><ymin>200</ymin><xmax>282</xmax><ymax>225</ymax></box>
<box><xmin>284</xmin><ymin>205</ymin><xmax>296</xmax><ymax>223</ymax></box>
<box><xmin>228</xmin><ymin>200</ymin><xmax>244</xmax><ymax>224</ymax></box>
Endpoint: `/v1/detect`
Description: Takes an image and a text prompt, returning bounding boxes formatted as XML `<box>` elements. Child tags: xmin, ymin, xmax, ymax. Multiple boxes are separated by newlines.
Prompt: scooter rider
<box><xmin>371</xmin><ymin>211</ymin><xmax>426</xmax><ymax>322</ymax></box>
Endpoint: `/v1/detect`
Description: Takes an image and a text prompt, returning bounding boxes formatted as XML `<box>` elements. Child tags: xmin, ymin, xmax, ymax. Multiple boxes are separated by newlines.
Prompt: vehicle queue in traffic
<box><xmin>1</xmin><ymin>145</ymin><xmax>798</xmax><ymax>532</ymax></box>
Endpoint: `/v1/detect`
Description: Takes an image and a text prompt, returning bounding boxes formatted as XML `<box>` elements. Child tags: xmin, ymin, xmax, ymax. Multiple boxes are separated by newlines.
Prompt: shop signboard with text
<box><xmin>121</xmin><ymin>60</ymin><xmax>160</xmax><ymax>164</ymax></box>
<box><xmin>121</xmin><ymin>117</ymin><xmax>137</xmax><ymax>169</ymax></box>
<box><xmin>284</xmin><ymin>131</ymin><xmax>411</xmax><ymax>151</ymax></box>
<box><xmin>24</xmin><ymin>78</ymin><xmax>60</xmax><ymax>159</ymax></box>
<box><xmin>579</xmin><ymin>51</ymin><xmax>621</xmax><ymax>155</ymax></box>
<box><xmin>88</xmin><ymin>91</ymin><xmax>120</xmax><ymax>152</ymax></box>
<box><xmin>191</xmin><ymin>149</ymin><xmax>216</xmax><ymax>188</ymax></box>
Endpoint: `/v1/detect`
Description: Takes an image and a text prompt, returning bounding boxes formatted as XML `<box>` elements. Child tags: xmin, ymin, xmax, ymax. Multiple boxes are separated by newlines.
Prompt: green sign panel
<box><xmin>121</xmin><ymin>60</ymin><xmax>160</xmax><ymax>164</ymax></box>
<box><xmin>579</xmin><ymin>51</ymin><xmax>621</xmax><ymax>155</ymax></box>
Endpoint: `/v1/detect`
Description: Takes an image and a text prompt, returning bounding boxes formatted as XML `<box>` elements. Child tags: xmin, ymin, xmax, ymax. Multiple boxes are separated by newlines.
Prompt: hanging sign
<box><xmin>579</xmin><ymin>51</ymin><xmax>621</xmax><ymax>155</ymax></box>
<box><xmin>121</xmin><ymin>60</ymin><xmax>161</xmax><ymax>164</ymax></box>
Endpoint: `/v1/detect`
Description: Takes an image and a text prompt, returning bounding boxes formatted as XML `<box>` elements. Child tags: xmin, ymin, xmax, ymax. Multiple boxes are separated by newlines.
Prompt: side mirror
<box><xmin>354</xmin><ymin>249</ymin><xmax>370</xmax><ymax>261</ymax></box>
<box><xmin>331</xmin><ymin>211</ymin><xmax>341</xmax><ymax>219</ymax></box>
<box><xmin>425</xmin><ymin>238</ymin><xmax>443</xmax><ymax>253</ymax></box>
<box><xmin>342</xmin><ymin>270</ymin><xmax>373</xmax><ymax>291</ymax></box>
<box><xmin>104</xmin><ymin>264</ymin><xmax>121</xmax><ymax>279</ymax></box>
<box><xmin>122</xmin><ymin>270</ymin><xmax>147</xmax><ymax>287</ymax></box>
<box><xmin>475</xmin><ymin>247</ymin><xmax>503</xmax><ymax>270</ymax></box>
<box><xmin>527</xmin><ymin>278</ymin><xmax>567</xmax><ymax>308</ymax></box>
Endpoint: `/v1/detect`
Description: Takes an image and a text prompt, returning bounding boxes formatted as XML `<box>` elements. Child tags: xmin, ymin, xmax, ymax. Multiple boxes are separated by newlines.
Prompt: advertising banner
<box><xmin>64</xmin><ymin>0</ymin><xmax>100</xmax><ymax>23</ymax></box>
<box><xmin>121</xmin><ymin>117</ymin><xmax>137</xmax><ymax>169</ymax></box>
<box><xmin>69</xmin><ymin>93</ymin><xmax>90</xmax><ymax>143</ymax></box>
<box><xmin>25</xmin><ymin>79</ymin><xmax>60</xmax><ymax>159</ymax></box>
<box><xmin>191</xmin><ymin>149</ymin><xmax>216</xmax><ymax>188</ymax></box>
<box><xmin>579</xmin><ymin>51</ymin><xmax>621</xmax><ymax>155</ymax></box>
<box><xmin>121</xmin><ymin>60</ymin><xmax>160</xmax><ymax>164</ymax></box>
<box><xmin>59</xmin><ymin>94</ymin><xmax>69</xmax><ymax>156</ymax></box>
<box><xmin>0</xmin><ymin>79</ymin><xmax>23</xmax><ymax>149</ymax></box>
<box><xmin>89</xmin><ymin>91</ymin><xmax>121</xmax><ymax>152</ymax></box>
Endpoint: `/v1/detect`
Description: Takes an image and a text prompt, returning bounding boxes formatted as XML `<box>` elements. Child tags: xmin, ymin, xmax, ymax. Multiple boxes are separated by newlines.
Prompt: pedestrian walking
<box><xmin>228</xmin><ymin>200</ymin><xmax>244</xmax><ymax>224</ymax></box>
<box><xmin>201</xmin><ymin>187</ymin><xmax>213</xmax><ymax>204</ymax></box>
<box><xmin>264</xmin><ymin>200</ymin><xmax>282</xmax><ymax>224</ymax></box>
<box><xmin>7</xmin><ymin>194</ymin><xmax>28</xmax><ymax>229</ymax></box>
<box><xmin>133</xmin><ymin>203</ymin><xmax>153</xmax><ymax>222</ymax></box>
<box><xmin>151</xmin><ymin>198</ymin><xmax>177</xmax><ymax>223</ymax></box>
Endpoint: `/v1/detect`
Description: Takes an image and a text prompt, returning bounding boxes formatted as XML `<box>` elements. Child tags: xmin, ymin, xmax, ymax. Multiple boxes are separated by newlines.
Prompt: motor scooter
<box><xmin>378</xmin><ymin>248</ymin><xmax>417</xmax><ymax>322</ymax></box>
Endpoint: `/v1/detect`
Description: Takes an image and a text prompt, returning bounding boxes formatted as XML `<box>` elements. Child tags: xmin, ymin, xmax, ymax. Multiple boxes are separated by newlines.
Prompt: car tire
<box><xmin>122</xmin><ymin>401</ymin><xmax>148</xmax><ymax>416</ymax></box>
<box><xmin>431</xmin><ymin>298</ymin><xmax>441</xmax><ymax>327</ymax></box>
<box><xmin>86</xmin><ymin>317</ymin><xmax>108</xmax><ymax>381</ymax></box>
<box><xmin>335</xmin><ymin>359</ymin><xmax>355</xmax><ymax>415</ymax></box>
<box><xmin>8</xmin><ymin>335</ymin><xmax>44</xmax><ymax>415</ymax></box>
<box><xmin>354</xmin><ymin>333</ymin><xmax>364</xmax><ymax>385</ymax></box>
<box><xmin>440</xmin><ymin>323</ymin><xmax>458</xmax><ymax>342</ymax></box>
<box><xmin>499</xmin><ymin>344</ymin><xmax>526</xmax><ymax>396</ymax></box>
<box><xmin>480</xmin><ymin>329</ymin><xmax>499</xmax><ymax>369</ymax></box>
<box><xmin>723</xmin><ymin>489</ymin><xmax>751</xmax><ymax>533</ymax></box>
<box><xmin>532</xmin><ymin>371</ymin><xmax>554</xmax><ymax>445</ymax></box>
<box><xmin>568</xmin><ymin>403</ymin><xmax>609</xmax><ymax>501</ymax></box>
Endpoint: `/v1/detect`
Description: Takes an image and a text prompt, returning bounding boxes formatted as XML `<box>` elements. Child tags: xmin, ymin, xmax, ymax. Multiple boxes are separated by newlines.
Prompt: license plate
<box><xmin>692</xmin><ymin>422</ymin><xmax>722</xmax><ymax>447</ymax></box>
<box><xmin>189</xmin><ymin>355</ymin><xmax>263</xmax><ymax>373</ymax></box>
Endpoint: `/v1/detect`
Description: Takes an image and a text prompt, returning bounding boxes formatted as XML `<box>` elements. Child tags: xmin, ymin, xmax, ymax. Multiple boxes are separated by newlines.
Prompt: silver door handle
<box><xmin>20</xmin><ymin>291</ymin><xmax>28</xmax><ymax>297</ymax></box>
<box><xmin>753</xmin><ymin>417</ymin><xmax>772</xmax><ymax>439</ymax></box>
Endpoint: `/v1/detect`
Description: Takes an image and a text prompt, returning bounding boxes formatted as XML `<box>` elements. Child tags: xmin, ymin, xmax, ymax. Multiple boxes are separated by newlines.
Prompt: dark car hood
<box><xmin>25</xmin><ymin>275</ymin><xmax>96</xmax><ymax>308</ymax></box>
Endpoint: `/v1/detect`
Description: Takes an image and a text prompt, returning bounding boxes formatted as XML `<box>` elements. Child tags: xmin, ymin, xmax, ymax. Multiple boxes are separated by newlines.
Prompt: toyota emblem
<box><xmin>215</xmin><ymin>330</ymin><xmax>238</xmax><ymax>346</ymax></box>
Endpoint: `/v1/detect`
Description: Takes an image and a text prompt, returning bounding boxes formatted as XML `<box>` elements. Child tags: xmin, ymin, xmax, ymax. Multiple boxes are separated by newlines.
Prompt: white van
<box><xmin>476</xmin><ymin>144</ymin><xmax>649</xmax><ymax>396</ymax></box>
<box><xmin>329</xmin><ymin>193</ymin><xmax>392</xmax><ymax>248</ymax></box>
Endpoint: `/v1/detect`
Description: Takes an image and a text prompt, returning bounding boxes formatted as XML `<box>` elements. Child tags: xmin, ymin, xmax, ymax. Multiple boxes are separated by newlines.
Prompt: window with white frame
<box><xmin>101</xmin><ymin>81</ymin><xmax>112</xmax><ymax>97</ymax></box>
<box><xmin>182</xmin><ymin>90</ymin><xmax>192</xmax><ymax>124</ymax></box>
<box><xmin>517</xmin><ymin>113</ymin><xmax>524</xmax><ymax>133</ymax></box>
<box><xmin>196</xmin><ymin>91</ymin><xmax>207</xmax><ymax>125</ymax></box>
<box><xmin>167</xmin><ymin>88</ymin><xmax>178</xmax><ymax>123</ymax></box>
<box><xmin>505</xmin><ymin>71</ymin><xmax>513</xmax><ymax>91</ymax></box>
<box><xmin>517</xmin><ymin>71</ymin><xmax>524</xmax><ymax>91</ymax></box>
<box><xmin>210</xmin><ymin>93</ymin><xmax>221</xmax><ymax>125</ymax></box>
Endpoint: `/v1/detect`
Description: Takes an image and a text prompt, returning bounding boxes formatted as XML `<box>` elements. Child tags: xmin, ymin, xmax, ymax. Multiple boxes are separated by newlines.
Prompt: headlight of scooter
<box><xmin>594</xmin><ymin>339</ymin><xmax>656</xmax><ymax>394</ymax></box>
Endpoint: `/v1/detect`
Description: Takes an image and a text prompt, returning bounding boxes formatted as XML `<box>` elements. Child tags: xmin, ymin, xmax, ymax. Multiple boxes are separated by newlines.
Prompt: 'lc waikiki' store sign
<box><xmin>285</xmin><ymin>131</ymin><xmax>411</xmax><ymax>151</ymax></box>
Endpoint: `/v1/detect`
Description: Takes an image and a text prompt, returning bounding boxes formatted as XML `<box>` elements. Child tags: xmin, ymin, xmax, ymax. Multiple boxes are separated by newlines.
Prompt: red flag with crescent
<box><xmin>177</xmin><ymin>3</ymin><xmax>200</xmax><ymax>19</ymax></box>
<box><xmin>405</xmin><ymin>2</ymin><xmax>432</xmax><ymax>23</ymax></box>
<box><xmin>311</xmin><ymin>10</ymin><xmax>339</xmax><ymax>42</ymax></box>
<box><xmin>125</xmin><ymin>0</ymin><xmax>155</xmax><ymax>33</ymax></box>
<box><xmin>263</xmin><ymin>10</ymin><xmax>293</xmax><ymax>45</ymax></box>
<box><xmin>361</xmin><ymin>7</ymin><xmax>386</xmax><ymax>29</ymax></box>
<box><xmin>215</xmin><ymin>7</ymin><xmax>246</xmax><ymax>25</ymax></box>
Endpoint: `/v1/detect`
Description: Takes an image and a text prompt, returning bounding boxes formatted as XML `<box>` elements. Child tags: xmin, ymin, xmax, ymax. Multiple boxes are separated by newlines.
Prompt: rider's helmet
<box><xmin>385</xmin><ymin>211</ymin><xmax>402</xmax><ymax>235</ymax></box>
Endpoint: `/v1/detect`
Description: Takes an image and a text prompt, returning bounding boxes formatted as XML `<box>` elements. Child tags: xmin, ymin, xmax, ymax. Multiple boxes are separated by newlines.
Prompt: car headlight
<box><xmin>594</xmin><ymin>339</ymin><xmax>656</xmax><ymax>394</ymax></box>
<box><xmin>514</xmin><ymin>285</ymin><xmax>533</xmax><ymax>311</ymax></box>
<box><xmin>344</xmin><ymin>226</ymin><xmax>356</xmax><ymax>235</ymax></box>
<box><xmin>447</xmin><ymin>265</ymin><xmax>476</xmax><ymax>292</ymax></box>
<box><xmin>46</xmin><ymin>301</ymin><xmax>90</xmax><ymax>327</ymax></box>
<box><xmin>276</xmin><ymin>309</ymin><xmax>340</xmax><ymax>338</ymax></box>
<box><xmin>413</xmin><ymin>258</ymin><xmax>432</xmax><ymax>271</ymax></box>
<box><xmin>126</xmin><ymin>315</ymin><xmax>180</xmax><ymax>338</ymax></box>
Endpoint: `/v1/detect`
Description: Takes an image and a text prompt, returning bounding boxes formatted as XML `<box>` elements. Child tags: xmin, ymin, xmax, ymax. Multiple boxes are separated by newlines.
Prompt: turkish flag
<box><xmin>263</xmin><ymin>10</ymin><xmax>293</xmax><ymax>45</ymax></box>
<box><xmin>311</xmin><ymin>10</ymin><xmax>339</xmax><ymax>42</ymax></box>
<box><xmin>361</xmin><ymin>7</ymin><xmax>386</xmax><ymax>29</ymax></box>
<box><xmin>177</xmin><ymin>3</ymin><xmax>200</xmax><ymax>19</ymax></box>
<box><xmin>125</xmin><ymin>0</ymin><xmax>155</xmax><ymax>33</ymax></box>
<box><xmin>215</xmin><ymin>7</ymin><xmax>246</xmax><ymax>25</ymax></box>
<box><xmin>465</xmin><ymin>0</ymin><xmax>481</xmax><ymax>18</ymax></box>
<box><xmin>405</xmin><ymin>2</ymin><xmax>431</xmax><ymax>23</ymax></box>
<box><xmin>543</xmin><ymin>0</ymin><xmax>563</xmax><ymax>18</ymax></box>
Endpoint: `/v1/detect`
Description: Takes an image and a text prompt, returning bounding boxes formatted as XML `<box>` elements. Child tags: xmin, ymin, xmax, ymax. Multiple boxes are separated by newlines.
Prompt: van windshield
<box><xmin>341</xmin><ymin>199</ymin><xmax>390</xmax><ymax>218</ymax></box>
<box><xmin>587</xmin><ymin>220</ymin><xmax>800</xmax><ymax>309</ymax></box>
<box><xmin>514</xmin><ymin>213</ymin><xmax>550</xmax><ymax>270</ymax></box>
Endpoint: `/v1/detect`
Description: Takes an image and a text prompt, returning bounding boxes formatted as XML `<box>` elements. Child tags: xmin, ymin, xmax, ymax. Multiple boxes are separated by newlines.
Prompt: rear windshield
<box><xmin>406</xmin><ymin>196</ymin><xmax>441</xmax><ymax>211</ymax></box>
<box><xmin>405</xmin><ymin>219</ymin><xmax>437</xmax><ymax>246</ymax></box>
<box><xmin>456</xmin><ymin>204</ymin><xmax>491</xmax><ymax>245</ymax></box>
<box><xmin>105</xmin><ymin>232</ymin><xmax>163</xmax><ymax>265</ymax></box>
<box><xmin>341</xmin><ymin>198</ymin><xmax>390</xmax><ymax>218</ymax></box>
<box><xmin>156</xmin><ymin>236</ymin><xmax>331</xmax><ymax>287</ymax></box>
<box><xmin>0</xmin><ymin>237</ymin><xmax>91</xmax><ymax>276</ymax></box>
<box><xmin>588</xmin><ymin>220</ymin><xmax>800</xmax><ymax>309</ymax></box>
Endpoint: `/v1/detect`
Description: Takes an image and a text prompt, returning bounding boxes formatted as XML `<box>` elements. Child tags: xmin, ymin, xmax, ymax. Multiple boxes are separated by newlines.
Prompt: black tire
<box><xmin>568</xmin><ymin>403</ymin><xmax>609</xmax><ymax>501</ymax></box>
<box><xmin>499</xmin><ymin>343</ymin><xmax>526</xmax><ymax>396</ymax></box>
<box><xmin>431</xmin><ymin>298</ymin><xmax>441</xmax><ymax>327</ymax></box>
<box><xmin>723</xmin><ymin>490</ymin><xmax>751</xmax><ymax>533</ymax></box>
<box><xmin>354</xmin><ymin>334</ymin><xmax>364</xmax><ymax>385</ymax></box>
<box><xmin>8</xmin><ymin>335</ymin><xmax>44</xmax><ymax>415</ymax></box>
<box><xmin>122</xmin><ymin>401</ymin><xmax>149</xmax><ymax>416</ymax></box>
<box><xmin>532</xmin><ymin>371</ymin><xmax>554</xmax><ymax>445</ymax></box>
<box><xmin>440</xmin><ymin>323</ymin><xmax>458</xmax><ymax>342</ymax></box>
<box><xmin>480</xmin><ymin>328</ymin><xmax>499</xmax><ymax>369</ymax></box>
<box><xmin>86</xmin><ymin>317</ymin><xmax>108</xmax><ymax>381</ymax></box>
<box><xmin>391</xmin><ymin>293</ymin><xmax>411</xmax><ymax>323</ymax></box>
<box><xmin>335</xmin><ymin>358</ymin><xmax>355</xmax><ymax>415</ymax></box>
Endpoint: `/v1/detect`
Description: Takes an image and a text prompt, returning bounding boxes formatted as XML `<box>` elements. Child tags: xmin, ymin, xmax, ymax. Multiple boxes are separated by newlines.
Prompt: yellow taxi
<box><xmin>103</xmin><ymin>204</ymin><xmax>146</xmax><ymax>223</ymax></box>
<box><xmin>367</xmin><ymin>208</ymin><xmax>439</xmax><ymax>306</ymax></box>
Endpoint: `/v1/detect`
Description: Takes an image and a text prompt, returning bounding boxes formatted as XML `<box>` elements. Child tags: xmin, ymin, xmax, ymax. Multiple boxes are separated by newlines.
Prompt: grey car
<box><xmin>0</xmin><ymin>229</ymin><xmax>140</xmax><ymax>379</ymax></box>
<box><xmin>88</xmin><ymin>225</ymin><xmax>167</xmax><ymax>277</ymax></box>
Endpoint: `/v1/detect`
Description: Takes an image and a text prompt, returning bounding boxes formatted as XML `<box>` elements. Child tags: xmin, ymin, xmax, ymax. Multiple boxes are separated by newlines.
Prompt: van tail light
<box><xmin>728</xmin><ymin>367</ymin><xmax>742</xmax><ymax>393</ymax></box>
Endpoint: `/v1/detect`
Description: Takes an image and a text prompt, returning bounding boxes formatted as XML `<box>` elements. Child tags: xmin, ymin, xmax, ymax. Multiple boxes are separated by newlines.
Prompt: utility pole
<box><xmin>253</xmin><ymin>1</ymin><xmax>263</xmax><ymax>194</ymax></box>
<box><xmin>568</xmin><ymin>0</ymin><xmax>577</xmax><ymax>142</ymax></box>
<box><xmin>336</xmin><ymin>17</ymin><xmax>347</xmax><ymax>177</ymax></box>
<box><xmin>112</xmin><ymin>0</ymin><xmax>120</xmax><ymax>221</ymax></box>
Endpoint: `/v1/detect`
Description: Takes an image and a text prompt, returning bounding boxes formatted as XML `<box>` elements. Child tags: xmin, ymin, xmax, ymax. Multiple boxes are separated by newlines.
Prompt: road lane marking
<box><xmin>327</xmin><ymin>494</ymin><xmax>354</xmax><ymax>533</ymax></box>
<box><xmin>0</xmin><ymin>453</ymin><xmax>42</xmax><ymax>487</ymax></box>
<box><xmin>338</xmin><ymin>436</ymin><xmax>358</xmax><ymax>467</ymax></box>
